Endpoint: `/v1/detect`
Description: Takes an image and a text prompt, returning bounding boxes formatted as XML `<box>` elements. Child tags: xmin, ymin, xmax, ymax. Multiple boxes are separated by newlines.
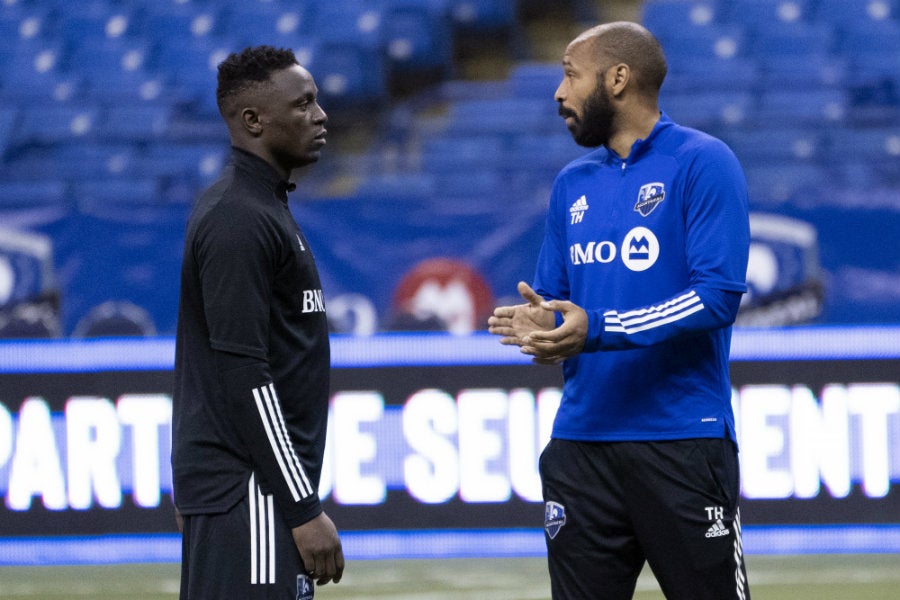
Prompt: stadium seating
<box><xmin>0</xmin><ymin>108</ymin><xmax>16</xmax><ymax>156</ymax></box>
<box><xmin>0</xmin><ymin>0</ymin><xmax>899</xmax><ymax>334</ymax></box>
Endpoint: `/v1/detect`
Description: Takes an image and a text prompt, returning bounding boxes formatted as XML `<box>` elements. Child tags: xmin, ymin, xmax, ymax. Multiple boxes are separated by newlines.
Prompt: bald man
<box><xmin>489</xmin><ymin>23</ymin><xmax>751</xmax><ymax>600</ymax></box>
<box><xmin>173</xmin><ymin>46</ymin><xmax>342</xmax><ymax>599</ymax></box>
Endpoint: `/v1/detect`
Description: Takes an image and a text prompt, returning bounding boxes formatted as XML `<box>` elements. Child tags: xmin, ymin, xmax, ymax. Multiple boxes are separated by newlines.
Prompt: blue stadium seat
<box><xmin>840</xmin><ymin>20</ymin><xmax>900</xmax><ymax>57</ymax></box>
<box><xmin>756</xmin><ymin>54</ymin><xmax>847</xmax><ymax>89</ymax></box>
<box><xmin>13</xmin><ymin>105</ymin><xmax>100</xmax><ymax>146</ymax></box>
<box><xmin>140</xmin><ymin>2</ymin><xmax>224</xmax><ymax>43</ymax></box>
<box><xmin>313</xmin><ymin>0</ymin><xmax>383</xmax><ymax>47</ymax></box>
<box><xmin>0</xmin><ymin>108</ymin><xmax>17</xmax><ymax>156</ymax></box>
<box><xmin>756</xmin><ymin>88</ymin><xmax>848</xmax><ymax>125</ymax></box>
<box><xmin>726</xmin><ymin>0</ymin><xmax>813</xmax><ymax>26</ymax></box>
<box><xmin>132</xmin><ymin>143</ymin><xmax>228</xmax><ymax>187</ymax></box>
<box><xmin>0</xmin><ymin>8</ymin><xmax>55</xmax><ymax>55</ymax></box>
<box><xmin>665</xmin><ymin>56</ymin><xmax>758</xmax><ymax>93</ymax></box>
<box><xmin>815</xmin><ymin>0</ymin><xmax>897</xmax><ymax>25</ymax></box>
<box><xmin>100</xmin><ymin>105</ymin><xmax>172</xmax><ymax>141</ymax></box>
<box><xmin>827</xmin><ymin>127</ymin><xmax>900</xmax><ymax>162</ymax></box>
<box><xmin>724</xmin><ymin>128</ymin><xmax>824</xmax><ymax>164</ymax></box>
<box><xmin>69</xmin><ymin>37</ymin><xmax>155</xmax><ymax>79</ymax></box>
<box><xmin>660</xmin><ymin>24</ymin><xmax>748</xmax><ymax>64</ymax></box>
<box><xmin>750</xmin><ymin>21</ymin><xmax>835</xmax><ymax>58</ymax></box>
<box><xmin>743</xmin><ymin>162</ymin><xmax>832</xmax><ymax>204</ymax></box>
<box><xmin>508</xmin><ymin>62</ymin><xmax>561</xmax><ymax>98</ymax></box>
<box><xmin>67</xmin><ymin>37</ymin><xmax>174</xmax><ymax>104</ymax></box>
<box><xmin>420</xmin><ymin>134</ymin><xmax>505</xmax><ymax>173</ymax></box>
<box><xmin>660</xmin><ymin>90</ymin><xmax>754</xmax><ymax>129</ymax></box>
<box><xmin>380</xmin><ymin>0</ymin><xmax>453</xmax><ymax>74</ymax></box>
<box><xmin>220</xmin><ymin>1</ymin><xmax>315</xmax><ymax>48</ymax></box>
<box><xmin>641</xmin><ymin>0</ymin><xmax>724</xmax><ymax>38</ymax></box>
<box><xmin>447</xmin><ymin>0</ymin><xmax>517</xmax><ymax>32</ymax></box>
<box><xmin>505</xmin><ymin>132</ymin><xmax>583</xmax><ymax>170</ymax></box>
<box><xmin>304</xmin><ymin>40</ymin><xmax>388</xmax><ymax>107</ymax></box>
<box><xmin>153</xmin><ymin>38</ymin><xmax>233</xmax><ymax>115</ymax></box>
<box><xmin>57</xmin><ymin>3</ymin><xmax>138</xmax><ymax>47</ymax></box>
<box><xmin>6</xmin><ymin>143</ymin><xmax>138</xmax><ymax>181</ymax></box>
<box><xmin>354</xmin><ymin>172</ymin><xmax>437</xmax><ymax>198</ymax></box>
<box><xmin>73</xmin><ymin>178</ymin><xmax>160</xmax><ymax>212</ymax></box>
<box><xmin>441</xmin><ymin>97</ymin><xmax>557</xmax><ymax>135</ymax></box>
<box><xmin>0</xmin><ymin>43</ymin><xmax>83</xmax><ymax>103</ymax></box>
<box><xmin>0</xmin><ymin>181</ymin><xmax>68</xmax><ymax>209</ymax></box>
<box><xmin>434</xmin><ymin>169</ymin><xmax>505</xmax><ymax>198</ymax></box>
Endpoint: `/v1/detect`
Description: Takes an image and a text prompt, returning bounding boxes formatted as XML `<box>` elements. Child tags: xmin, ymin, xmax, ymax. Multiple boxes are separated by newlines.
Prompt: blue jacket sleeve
<box><xmin>582</xmin><ymin>287</ymin><xmax>743</xmax><ymax>351</ymax></box>
<box><xmin>574</xmin><ymin>137</ymin><xmax>749</xmax><ymax>352</ymax></box>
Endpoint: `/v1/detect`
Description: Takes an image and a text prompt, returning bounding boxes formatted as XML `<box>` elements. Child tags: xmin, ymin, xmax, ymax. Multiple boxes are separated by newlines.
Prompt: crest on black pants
<box><xmin>296</xmin><ymin>574</ymin><xmax>314</xmax><ymax>600</ymax></box>
<box><xmin>544</xmin><ymin>501</ymin><xmax>567</xmax><ymax>539</ymax></box>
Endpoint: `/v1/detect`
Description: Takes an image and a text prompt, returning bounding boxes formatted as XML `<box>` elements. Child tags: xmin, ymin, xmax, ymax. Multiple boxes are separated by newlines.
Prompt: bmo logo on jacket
<box><xmin>302</xmin><ymin>289</ymin><xmax>326</xmax><ymax>313</ymax></box>
<box><xmin>569</xmin><ymin>227</ymin><xmax>659</xmax><ymax>272</ymax></box>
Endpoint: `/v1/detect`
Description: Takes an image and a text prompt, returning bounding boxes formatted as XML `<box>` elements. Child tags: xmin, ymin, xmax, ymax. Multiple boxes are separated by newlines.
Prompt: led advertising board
<box><xmin>0</xmin><ymin>329</ymin><xmax>898</xmax><ymax>563</ymax></box>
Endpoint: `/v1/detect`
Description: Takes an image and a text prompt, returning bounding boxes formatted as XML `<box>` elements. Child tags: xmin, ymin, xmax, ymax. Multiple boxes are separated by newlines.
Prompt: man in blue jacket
<box><xmin>489</xmin><ymin>22</ymin><xmax>751</xmax><ymax>600</ymax></box>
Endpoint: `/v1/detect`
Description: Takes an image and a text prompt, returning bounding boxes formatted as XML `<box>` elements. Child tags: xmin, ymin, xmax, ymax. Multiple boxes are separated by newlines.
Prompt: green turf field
<box><xmin>1</xmin><ymin>554</ymin><xmax>898</xmax><ymax>599</ymax></box>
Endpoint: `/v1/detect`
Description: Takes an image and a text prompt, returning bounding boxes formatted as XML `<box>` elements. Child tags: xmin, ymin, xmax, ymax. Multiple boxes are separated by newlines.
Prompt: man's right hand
<box><xmin>292</xmin><ymin>511</ymin><xmax>344</xmax><ymax>586</ymax></box>
<box><xmin>487</xmin><ymin>281</ymin><xmax>556</xmax><ymax>346</ymax></box>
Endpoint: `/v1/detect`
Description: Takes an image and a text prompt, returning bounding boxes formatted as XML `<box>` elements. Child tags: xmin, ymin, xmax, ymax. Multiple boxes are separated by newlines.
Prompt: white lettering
<box><xmin>331</xmin><ymin>392</ymin><xmax>385</xmax><ymax>505</ymax></box>
<box><xmin>790</xmin><ymin>385</ymin><xmax>850</xmax><ymax>498</ymax></box>
<box><xmin>117</xmin><ymin>394</ymin><xmax>171</xmax><ymax>508</ymax></box>
<box><xmin>7</xmin><ymin>398</ymin><xmax>66</xmax><ymax>510</ymax></box>
<box><xmin>569</xmin><ymin>241</ymin><xmax>618</xmax><ymax>265</ymax></box>
<box><xmin>403</xmin><ymin>389</ymin><xmax>459</xmax><ymax>503</ymax></box>
<box><xmin>594</xmin><ymin>241</ymin><xmax>617</xmax><ymax>263</ymax></box>
<box><xmin>66</xmin><ymin>397</ymin><xmax>122</xmax><ymax>509</ymax></box>
<box><xmin>0</xmin><ymin>403</ymin><xmax>11</xmax><ymax>470</ymax></box>
<box><xmin>570</xmin><ymin>242</ymin><xmax>594</xmax><ymax>265</ymax></box>
<box><xmin>739</xmin><ymin>385</ymin><xmax>793</xmax><ymax>499</ymax></box>
<box><xmin>302</xmin><ymin>289</ymin><xmax>326</xmax><ymax>313</ymax></box>
<box><xmin>848</xmin><ymin>383</ymin><xmax>900</xmax><ymax>498</ymax></box>
<box><xmin>458</xmin><ymin>389</ymin><xmax>509</xmax><ymax>502</ymax></box>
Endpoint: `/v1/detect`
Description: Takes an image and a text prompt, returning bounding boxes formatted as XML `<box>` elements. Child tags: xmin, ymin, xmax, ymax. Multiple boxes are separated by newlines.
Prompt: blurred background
<box><xmin>0</xmin><ymin>0</ymin><xmax>898</xmax><ymax>596</ymax></box>
<box><xmin>0</xmin><ymin>0</ymin><xmax>897</xmax><ymax>338</ymax></box>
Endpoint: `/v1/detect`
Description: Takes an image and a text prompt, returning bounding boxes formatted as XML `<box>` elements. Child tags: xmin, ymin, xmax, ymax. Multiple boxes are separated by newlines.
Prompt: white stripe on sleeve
<box><xmin>603</xmin><ymin>291</ymin><xmax>705</xmax><ymax>334</ymax></box>
<box><xmin>252</xmin><ymin>384</ymin><xmax>313</xmax><ymax>501</ymax></box>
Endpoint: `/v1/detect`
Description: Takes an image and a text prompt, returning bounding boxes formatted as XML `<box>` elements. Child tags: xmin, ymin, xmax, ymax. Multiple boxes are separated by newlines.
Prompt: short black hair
<box><xmin>591</xmin><ymin>22</ymin><xmax>667</xmax><ymax>93</ymax></box>
<box><xmin>216</xmin><ymin>45</ymin><xmax>299</xmax><ymax>115</ymax></box>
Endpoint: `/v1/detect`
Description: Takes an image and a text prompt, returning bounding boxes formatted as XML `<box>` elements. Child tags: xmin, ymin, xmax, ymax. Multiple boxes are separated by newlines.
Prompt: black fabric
<box><xmin>180</xmin><ymin>487</ymin><xmax>314</xmax><ymax>599</ymax></box>
<box><xmin>173</xmin><ymin>147</ymin><xmax>330</xmax><ymax>527</ymax></box>
<box><xmin>539</xmin><ymin>438</ymin><xmax>750</xmax><ymax>600</ymax></box>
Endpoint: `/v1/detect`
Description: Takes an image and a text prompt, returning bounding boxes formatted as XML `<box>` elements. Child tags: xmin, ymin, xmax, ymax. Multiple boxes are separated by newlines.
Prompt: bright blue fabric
<box><xmin>533</xmin><ymin>113</ymin><xmax>750</xmax><ymax>443</ymax></box>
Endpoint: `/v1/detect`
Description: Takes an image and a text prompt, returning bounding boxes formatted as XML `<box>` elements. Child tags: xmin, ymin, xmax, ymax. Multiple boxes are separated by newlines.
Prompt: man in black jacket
<box><xmin>173</xmin><ymin>46</ymin><xmax>342</xmax><ymax>599</ymax></box>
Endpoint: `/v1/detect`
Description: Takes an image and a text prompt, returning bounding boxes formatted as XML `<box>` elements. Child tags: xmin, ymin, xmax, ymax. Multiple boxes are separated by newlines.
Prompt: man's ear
<box><xmin>610</xmin><ymin>64</ymin><xmax>630</xmax><ymax>95</ymax></box>
<box><xmin>241</xmin><ymin>107</ymin><xmax>264</xmax><ymax>136</ymax></box>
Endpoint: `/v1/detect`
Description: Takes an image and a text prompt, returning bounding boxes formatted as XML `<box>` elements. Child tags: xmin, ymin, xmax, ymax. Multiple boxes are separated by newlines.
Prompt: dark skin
<box><xmin>178</xmin><ymin>64</ymin><xmax>344</xmax><ymax>586</ymax></box>
<box><xmin>487</xmin><ymin>23</ymin><xmax>661</xmax><ymax>364</ymax></box>
<box><xmin>227</xmin><ymin>64</ymin><xmax>329</xmax><ymax>179</ymax></box>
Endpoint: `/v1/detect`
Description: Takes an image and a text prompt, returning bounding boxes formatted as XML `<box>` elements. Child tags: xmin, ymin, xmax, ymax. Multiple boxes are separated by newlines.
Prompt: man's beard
<box><xmin>561</xmin><ymin>84</ymin><xmax>615</xmax><ymax>148</ymax></box>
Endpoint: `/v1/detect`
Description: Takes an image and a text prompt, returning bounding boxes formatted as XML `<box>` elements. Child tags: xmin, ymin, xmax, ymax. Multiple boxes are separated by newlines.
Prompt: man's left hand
<box><xmin>521</xmin><ymin>299</ymin><xmax>588</xmax><ymax>364</ymax></box>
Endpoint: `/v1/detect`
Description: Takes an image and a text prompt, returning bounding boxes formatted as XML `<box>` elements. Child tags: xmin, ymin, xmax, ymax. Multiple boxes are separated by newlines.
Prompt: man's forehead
<box><xmin>563</xmin><ymin>38</ymin><xmax>595</xmax><ymax>68</ymax></box>
<box><xmin>270</xmin><ymin>64</ymin><xmax>315</xmax><ymax>89</ymax></box>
